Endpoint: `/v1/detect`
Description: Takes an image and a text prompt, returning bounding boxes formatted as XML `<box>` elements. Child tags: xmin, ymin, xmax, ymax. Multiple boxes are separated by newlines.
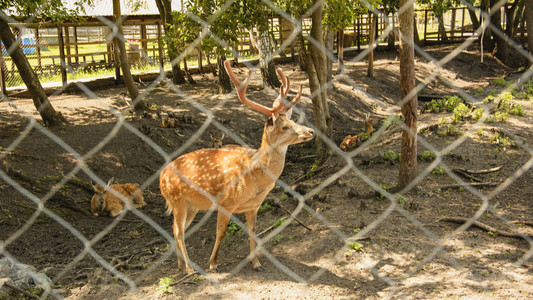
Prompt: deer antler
<box><xmin>273</xmin><ymin>68</ymin><xmax>302</xmax><ymax>115</ymax></box>
<box><xmin>224</xmin><ymin>61</ymin><xmax>282</xmax><ymax>117</ymax></box>
<box><xmin>224</xmin><ymin>61</ymin><xmax>302</xmax><ymax>118</ymax></box>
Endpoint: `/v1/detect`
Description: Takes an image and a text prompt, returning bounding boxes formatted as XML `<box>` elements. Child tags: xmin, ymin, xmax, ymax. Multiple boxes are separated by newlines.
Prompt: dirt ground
<box><xmin>1</xmin><ymin>44</ymin><xmax>533</xmax><ymax>299</ymax></box>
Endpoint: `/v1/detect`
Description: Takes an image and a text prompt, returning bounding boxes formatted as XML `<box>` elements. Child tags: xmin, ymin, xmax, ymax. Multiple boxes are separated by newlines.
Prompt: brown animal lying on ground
<box><xmin>340</xmin><ymin>134</ymin><xmax>360</xmax><ymax>151</ymax></box>
<box><xmin>340</xmin><ymin>114</ymin><xmax>377</xmax><ymax>152</ymax></box>
<box><xmin>91</xmin><ymin>178</ymin><xmax>146</xmax><ymax>217</ymax></box>
<box><xmin>158</xmin><ymin>115</ymin><xmax>180</xmax><ymax>128</ymax></box>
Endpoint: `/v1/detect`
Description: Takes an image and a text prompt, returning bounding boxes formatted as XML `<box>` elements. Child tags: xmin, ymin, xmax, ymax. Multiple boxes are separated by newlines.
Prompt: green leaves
<box><xmin>2</xmin><ymin>0</ymin><xmax>95</xmax><ymax>22</ymax></box>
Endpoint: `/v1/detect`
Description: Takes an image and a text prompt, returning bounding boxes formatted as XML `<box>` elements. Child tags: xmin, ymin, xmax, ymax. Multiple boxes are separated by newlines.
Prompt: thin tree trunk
<box><xmin>308</xmin><ymin>0</ymin><xmax>332</xmax><ymax>164</ymax></box>
<box><xmin>368</xmin><ymin>12</ymin><xmax>376</xmax><ymax>78</ymax></box>
<box><xmin>325</xmin><ymin>28</ymin><xmax>334</xmax><ymax>83</ymax></box>
<box><xmin>526</xmin><ymin>0</ymin><xmax>533</xmax><ymax>60</ymax></box>
<box><xmin>155</xmin><ymin>0</ymin><xmax>186</xmax><ymax>84</ymax></box>
<box><xmin>183</xmin><ymin>58</ymin><xmax>196</xmax><ymax>84</ymax></box>
<box><xmin>0</xmin><ymin>17</ymin><xmax>66</xmax><ymax>125</ymax></box>
<box><xmin>490</xmin><ymin>0</ymin><xmax>509</xmax><ymax>64</ymax></box>
<box><xmin>251</xmin><ymin>29</ymin><xmax>281</xmax><ymax>89</ymax></box>
<box><xmin>437</xmin><ymin>13</ymin><xmax>448</xmax><ymax>42</ymax></box>
<box><xmin>217</xmin><ymin>54</ymin><xmax>231</xmax><ymax>94</ymax></box>
<box><xmin>505</xmin><ymin>0</ymin><xmax>521</xmax><ymax>38</ymax></box>
<box><xmin>398</xmin><ymin>0</ymin><xmax>418</xmax><ymax>190</ymax></box>
<box><xmin>197</xmin><ymin>47</ymin><xmax>204</xmax><ymax>73</ymax></box>
<box><xmin>414</xmin><ymin>15</ymin><xmax>420</xmax><ymax>45</ymax></box>
<box><xmin>337</xmin><ymin>29</ymin><xmax>344</xmax><ymax>72</ymax></box>
<box><xmin>113</xmin><ymin>0</ymin><xmax>146</xmax><ymax>111</ymax></box>
<box><xmin>294</xmin><ymin>19</ymin><xmax>308</xmax><ymax>72</ymax></box>
<box><xmin>467</xmin><ymin>5</ymin><xmax>480</xmax><ymax>30</ymax></box>
<box><xmin>480</xmin><ymin>0</ymin><xmax>495</xmax><ymax>52</ymax></box>
<box><xmin>387</xmin><ymin>13</ymin><xmax>396</xmax><ymax>50</ymax></box>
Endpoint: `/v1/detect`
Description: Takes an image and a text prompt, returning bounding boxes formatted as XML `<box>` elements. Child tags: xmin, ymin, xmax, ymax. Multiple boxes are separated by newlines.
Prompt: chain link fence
<box><xmin>1</xmin><ymin>0</ymin><xmax>533</xmax><ymax>298</ymax></box>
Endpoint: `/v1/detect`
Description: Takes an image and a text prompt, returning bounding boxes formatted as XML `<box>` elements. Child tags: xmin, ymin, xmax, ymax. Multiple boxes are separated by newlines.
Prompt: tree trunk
<box><xmin>387</xmin><ymin>13</ymin><xmax>396</xmax><ymax>50</ymax></box>
<box><xmin>414</xmin><ymin>15</ymin><xmax>420</xmax><ymax>46</ymax></box>
<box><xmin>490</xmin><ymin>0</ymin><xmax>509</xmax><ymax>64</ymax></box>
<box><xmin>197</xmin><ymin>47</ymin><xmax>204</xmax><ymax>73</ymax></box>
<box><xmin>480</xmin><ymin>0</ymin><xmax>495</xmax><ymax>52</ymax></box>
<box><xmin>337</xmin><ymin>29</ymin><xmax>344</xmax><ymax>72</ymax></box>
<box><xmin>368</xmin><ymin>12</ymin><xmax>376</xmax><ymax>78</ymax></box>
<box><xmin>527</xmin><ymin>0</ymin><xmax>533</xmax><ymax>60</ymax></box>
<box><xmin>437</xmin><ymin>13</ymin><xmax>448</xmax><ymax>42</ymax></box>
<box><xmin>252</xmin><ymin>29</ymin><xmax>281</xmax><ymax>89</ymax></box>
<box><xmin>217</xmin><ymin>55</ymin><xmax>231</xmax><ymax>94</ymax></box>
<box><xmin>398</xmin><ymin>0</ymin><xmax>418</xmax><ymax>190</ymax></box>
<box><xmin>155</xmin><ymin>0</ymin><xmax>186</xmax><ymax>84</ymax></box>
<box><xmin>505</xmin><ymin>0</ymin><xmax>521</xmax><ymax>38</ymax></box>
<box><xmin>0</xmin><ymin>18</ymin><xmax>66</xmax><ymax>126</ymax></box>
<box><xmin>113</xmin><ymin>0</ymin><xmax>146</xmax><ymax>111</ymax></box>
<box><xmin>308</xmin><ymin>0</ymin><xmax>332</xmax><ymax>164</ymax></box>
<box><xmin>325</xmin><ymin>28</ymin><xmax>334</xmax><ymax>83</ymax></box>
<box><xmin>294</xmin><ymin>19</ymin><xmax>308</xmax><ymax>72</ymax></box>
<box><xmin>467</xmin><ymin>5</ymin><xmax>480</xmax><ymax>30</ymax></box>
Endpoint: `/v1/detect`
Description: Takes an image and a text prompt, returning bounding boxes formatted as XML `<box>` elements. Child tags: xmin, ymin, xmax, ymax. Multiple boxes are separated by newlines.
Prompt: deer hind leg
<box><xmin>172</xmin><ymin>204</ymin><xmax>195</xmax><ymax>274</ymax></box>
<box><xmin>245</xmin><ymin>210</ymin><xmax>263</xmax><ymax>271</ymax></box>
<box><xmin>109</xmin><ymin>203</ymin><xmax>124</xmax><ymax>217</ymax></box>
<box><xmin>208</xmin><ymin>210</ymin><xmax>231</xmax><ymax>272</ymax></box>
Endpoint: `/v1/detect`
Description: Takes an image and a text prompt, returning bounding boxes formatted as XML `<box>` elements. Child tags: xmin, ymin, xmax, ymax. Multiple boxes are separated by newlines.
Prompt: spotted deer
<box><xmin>340</xmin><ymin>114</ymin><xmax>377</xmax><ymax>151</ymax></box>
<box><xmin>209</xmin><ymin>132</ymin><xmax>226</xmax><ymax>148</ymax></box>
<box><xmin>91</xmin><ymin>178</ymin><xmax>146</xmax><ymax>217</ymax></box>
<box><xmin>159</xmin><ymin>61</ymin><xmax>314</xmax><ymax>274</ymax></box>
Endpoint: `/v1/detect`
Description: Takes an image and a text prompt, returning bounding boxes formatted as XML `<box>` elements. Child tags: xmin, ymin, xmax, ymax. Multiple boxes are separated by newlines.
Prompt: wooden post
<box><xmin>356</xmin><ymin>17</ymin><xmax>361</xmax><ymax>51</ymax></box>
<box><xmin>424</xmin><ymin>10</ymin><xmax>428</xmax><ymax>42</ymax></box>
<box><xmin>65</xmin><ymin>26</ymin><xmax>71</xmax><ymax>66</ymax></box>
<box><xmin>57</xmin><ymin>26</ymin><xmax>67</xmax><ymax>85</ymax></box>
<box><xmin>461</xmin><ymin>7</ymin><xmax>466</xmax><ymax>38</ymax></box>
<box><xmin>74</xmin><ymin>26</ymin><xmax>79</xmax><ymax>64</ymax></box>
<box><xmin>157</xmin><ymin>21</ymin><xmax>164</xmax><ymax>68</ymax></box>
<box><xmin>141</xmin><ymin>23</ymin><xmax>147</xmax><ymax>51</ymax></box>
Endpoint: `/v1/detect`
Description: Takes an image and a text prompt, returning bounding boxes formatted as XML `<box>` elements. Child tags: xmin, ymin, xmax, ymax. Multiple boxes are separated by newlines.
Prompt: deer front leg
<box><xmin>209</xmin><ymin>211</ymin><xmax>231</xmax><ymax>272</ymax></box>
<box><xmin>245</xmin><ymin>209</ymin><xmax>264</xmax><ymax>271</ymax></box>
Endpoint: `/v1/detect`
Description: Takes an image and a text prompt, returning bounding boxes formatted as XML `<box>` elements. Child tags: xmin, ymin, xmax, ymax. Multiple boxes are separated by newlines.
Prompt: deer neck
<box><xmin>255</xmin><ymin>130</ymin><xmax>288</xmax><ymax>179</ymax></box>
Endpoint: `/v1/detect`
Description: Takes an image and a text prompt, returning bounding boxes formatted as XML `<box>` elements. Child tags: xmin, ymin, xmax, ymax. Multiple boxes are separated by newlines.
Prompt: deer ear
<box><xmin>266</xmin><ymin>115</ymin><xmax>276</xmax><ymax>132</ymax></box>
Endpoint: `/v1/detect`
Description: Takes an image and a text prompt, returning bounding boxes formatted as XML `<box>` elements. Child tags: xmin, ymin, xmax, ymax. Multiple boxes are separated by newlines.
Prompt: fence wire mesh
<box><xmin>1</xmin><ymin>0</ymin><xmax>533</xmax><ymax>299</ymax></box>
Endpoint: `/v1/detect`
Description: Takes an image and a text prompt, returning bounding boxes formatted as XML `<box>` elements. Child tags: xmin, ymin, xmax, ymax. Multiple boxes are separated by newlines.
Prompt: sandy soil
<box><xmin>1</xmin><ymin>44</ymin><xmax>533</xmax><ymax>299</ymax></box>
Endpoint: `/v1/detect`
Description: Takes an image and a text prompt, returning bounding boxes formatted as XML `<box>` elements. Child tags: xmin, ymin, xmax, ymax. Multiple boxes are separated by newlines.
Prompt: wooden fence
<box><xmin>0</xmin><ymin>6</ymin><xmax>512</xmax><ymax>93</ymax></box>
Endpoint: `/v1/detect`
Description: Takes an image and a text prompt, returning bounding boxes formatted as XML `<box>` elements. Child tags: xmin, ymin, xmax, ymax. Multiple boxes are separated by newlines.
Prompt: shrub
<box><xmin>426</xmin><ymin>95</ymin><xmax>462</xmax><ymax>113</ymax></box>
<box><xmin>472</xmin><ymin>107</ymin><xmax>484</xmax><ymax>120</ymax></box>
<box><xmin>491</xmin><ymin>77</ymin><xmax>506</xmax><ymax>86</ymax></box>
<box><xmin>420</xmin><ymin>150</ymin><xmax>436</xmax><ymax>161</ymax></box>
<box><xmin>439</xmin><ymin>124</ymin><xmax>462</xmax><ymax>136</ymax></box>
<box><xmin>510</xmin><ymin>104</ymin><xmax>524</xmax><ymax>116</ymax></box>
<box><xmin>384</xmin><ymin>150</ymin><xmax>400</xmax><ymax>161</ymax></box>
<box><xmin>452</xmin><ymin>103</ymin><xmax>471</xmax><ymax>123</ymax></box>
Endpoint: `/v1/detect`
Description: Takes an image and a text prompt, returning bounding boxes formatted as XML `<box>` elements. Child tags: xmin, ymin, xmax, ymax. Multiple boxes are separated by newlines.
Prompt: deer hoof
<box><xmin>253</xmin><ymin>265</ymin><xmax>265</xmax><ymax>272</ymax></box>
<box><xmin>209</xmin><ymin>266</ymin><xmax>220</xmax><ymax>273</ymax></box>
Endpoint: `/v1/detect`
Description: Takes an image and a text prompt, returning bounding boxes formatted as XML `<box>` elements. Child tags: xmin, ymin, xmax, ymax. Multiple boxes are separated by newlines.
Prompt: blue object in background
<box><xmin>1</xmin><ymin>37</ymin><xmax>36</xmax><ymax>56</ymax></box>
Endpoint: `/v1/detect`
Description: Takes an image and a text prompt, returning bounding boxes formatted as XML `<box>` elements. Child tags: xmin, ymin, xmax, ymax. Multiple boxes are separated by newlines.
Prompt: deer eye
<box><xmin>282</xmin><ymin>126</ymin><xmax>290</xmax><ymax>131</ymax></box>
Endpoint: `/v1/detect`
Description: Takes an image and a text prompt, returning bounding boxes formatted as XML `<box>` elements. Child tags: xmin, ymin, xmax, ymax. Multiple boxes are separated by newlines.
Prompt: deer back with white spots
<box><xmin>159</xmin><ymin>60</ymin><xmax>315</xmax><ymax>274</ymax></box>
